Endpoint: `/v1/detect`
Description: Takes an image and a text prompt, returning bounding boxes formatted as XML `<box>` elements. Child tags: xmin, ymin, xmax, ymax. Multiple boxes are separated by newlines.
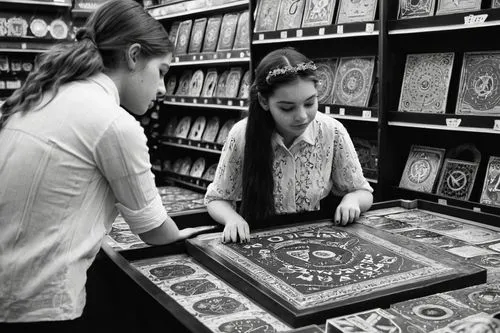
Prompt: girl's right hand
<box><xmin>222</xmin><ymin>216</ymin><xmax>250</xmax><ymax>243</ymax></box>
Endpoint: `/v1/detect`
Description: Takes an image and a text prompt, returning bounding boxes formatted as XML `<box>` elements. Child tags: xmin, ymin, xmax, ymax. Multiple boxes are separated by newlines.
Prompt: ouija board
<box><xmin>201</xmin><ymin>116</ymin><xmax>220</xmax><ymax>142</ymax></box>
<box><xmin>189</xmin><ymin>70</ymin><xmax>205</xmax><ymax>97</ymax></box>
<box><xmin>389</xmin><ymin>294</ymin><xmax>480</xmax><ymax>332</ymax></box>
<box><xmin>398</xmin><ymin>53</ymin><xmax>454</xmax><ymax>113</ymax></box>
<box><xmin>225</xmin><ymin>68</ymin><xmax>243</xmax><ymax>99</ymax></box>
<box><xmin>314</xmin><ymin>58</ymin><xmax>338</xmax><ymax>105</ymax></box>
<box><xmin>168</xmin><ymin>21</ymin><xmax>180</xmax><ymax>46</ymax></box>
<box><xmin>336</xmin><ymin>0</ymin><xmax>378</xmax><ymax>24</ymax></box>
<box><xmin>190</xmin><ymin>157</ymin><xmax>206</xmax><ymax>178</ymax></box>
<box><xmin>202</xmin><ymin>16</ymin><xmax>222</xmax><ymax>53</ymax></box>
<box><xmin>444</xmin><ymin>282</ymin><xmax>500</xmax><ymax>314</ymax></box>
<box><xmin>131</xmin><ymin>254</ymin><xmax>291</xmax><ymax>333</ymax></box>
<box><xmin>456</xmin><ymin>52</ymin><xmax>500</xmax><ymax>115</ymax></box>
<box><xmin>215</xmin><ymin>70</ymin><xmax>229</xmax><ymax>98</ymax></box>
<box><xmin>188</xmin><ymin>116</ymin><xmax>207</xmax><ymax>141</ymax></box>
<box><xmin>186</xmin><ymin>221</ymin><xmax>485</xmax><ymax>327</ymax></box>
<box><xmin>302</xmin><ymin>0</ymin><xmax>337</xmax><ymax>27</ymax></box>
<box><xmin>163</xmin><ymin>116</ymin><xmax>178</xmax><ymax>137</ymax></box>
<box><xmin>277</xmin><ymin>0</ymin><xmax>307</xmax><ymax>30</ymax></box>
<box><xmin>480</xmin><ymin>156</ymin><xmax>500</xmax><ymax>207</ymax></box>
<box><xmin>233</xmin><ymin>10</ymin><xmax>249</xmax><ymax>50</ymax></box>
<box><xmin>326</xmin><ymin>308</ymin><xmax>425</xmax><ymax>333</ymax></box>
<box><xmin>436</xmin><ymin>0</ymin><xmax>481</xmax><ymax>15</ymax></box>
<box><xmin>254</xmin><ymin>0</ymin><xmax>280</xmax><ymax>32</ymax></box>
<box><xmin>399</xmin><ymin>145</ymin><xmax>445</xmax><ymax>193</ymax></box>
<box><xmin>398</xmin><ymin>0</ymin><xmax>436</xmax><ymax>19</ymax></box>
<box><xmin>436</xmin><ymin>159</ymin><xmax>479</xmax><ymax>201</ymax></box>
<box><xmin>332</xmin><ymin>56</ymin><xmax>375</xmax><ymax>107</ymax></box>
<box><xmin>201</xmin><ymin>70</ymin><xmax>218</xmax><ymax>98</ymax></box>
<box><xmin>165</xmin><ymin>75</ymin><xmax>177</xmax><ymax>96</ymax></box>
<box><xmin>176</xmin><ymin>70</ymin><xmax>193</xmax><ymax>96</ymax></box>
<box><xmin>174</xmin><ymin>19</ymin><xmax>192</xmax><ymax>55</ymax></box>
<box><xmin>217</xmin><ymin>13</ymin><xmax>239</xmax><ymax>51</ymax></box>
<box><xmin>238</xmin><ymin>70</ymin><xmax>251</xmax><ymax>99</ymax></box>
<box><xmin>188</xmin><ymin>18</ymin><xmax>207</xmax><ymax>54</ymax></box>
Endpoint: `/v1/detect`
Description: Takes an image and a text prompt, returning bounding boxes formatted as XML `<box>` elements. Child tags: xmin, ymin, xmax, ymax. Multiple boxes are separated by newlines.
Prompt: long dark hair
<box><xmin>240</xmin><ymin>48</ymin><xmax>317</xmax><ymax>223</ymax></box>
<box><xmin>0</xmin><ymin>0</ymin><xmax>172</xmax><ymax>129</ymax></box>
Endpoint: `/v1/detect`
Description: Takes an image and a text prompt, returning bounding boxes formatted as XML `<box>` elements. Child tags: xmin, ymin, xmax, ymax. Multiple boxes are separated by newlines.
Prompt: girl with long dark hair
<box><xmin>205</xmin><ymin>48</ymin><xmax>373</xmax><ymax>243</ymax></box>
<box><xmin>0</xmin><ymin>0</ymin><xmax>207</xmax><ymax>329</ymax></box>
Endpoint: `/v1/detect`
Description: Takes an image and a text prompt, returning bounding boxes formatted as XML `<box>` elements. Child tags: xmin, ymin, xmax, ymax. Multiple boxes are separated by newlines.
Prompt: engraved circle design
<box><xmin>467</xmin><ymin>289</ymin><xmax>500</xmax><ymax>307</ymax></box>
<box><xmin>216</xmin><ymin>71</ymin><xmax>229</xmax><ymax>97</ymax></box>
<box><xmin>30</xmin><ymin>18</ymin><xmax>48</xmax><ymax>37</ymax></box>
<box><xmin>340</xmin><ymin>68</ymin><xmax>365</xmax><ymax>102</ymax></box>
<box><xmin>273</xmin><ymin>240</ymin><xmax>354</xmax><ymax>269</ymax></box>
<box><xmin>316</xmin><ymin>62</ymin><xmax>335</xmax><ymax>104</ymax></box>
<box><xmin>177</xmin><ymin>72</ymin><xmax>192</xmax><ymax>96</ymax></box>
<box><xmin>446</xmin><ymin>170</ymin><xmax>467</xmax><ymax>191</ymax></box>
<box><xmin>402</xmin><ymin>229</ymin><xmax>441</xmax><ymax>239</ymax></box>
<box><xmin>463</xmin><ymin>58</ymin><xmax>500</xmax><ymax>112</ymax></box>
<box><xmin>179</xmin><ymin>157</ymin><xmax>192</xmax><ymax>175</ymax></box>
<box><xmin>426</xmin><ymin>219</ymin><xmax>463</xmax><ymax>231</ymax></box>
<box><xmin>408</xmin><ymin>159</ymin><xmax>432</xmax><ymax>184</ymax></box>
<box><xmin>221</xmin><ymin>16</ymin><xmax>237</xmax><ymax>46</ymax></box>
<box><xmin>166</xmin><ymin>76</ymin><xmax>177</xmax><ymax>96</ymax></box>
<box><xmin>202</xmin><ymin>71</ymin><xmax>218</xmax><ymax>97</ymax></box>
<box><xmin>402</xmin><ymin>56</ymin><xmax>450</xmax><ymax>112</ymax></box>
<box><xmin>202</xmin><ymin>116</ymin><xmax>220</xmax><ymax>142</ymax></box>
<box><xmin>189</xmin><ymin>70</ymin><xmax>204</xmax><ymax>97</ymax></box>
<box><xmin>149</xmin><ymin>264</ymin><xmax>195</xmax><ymax>280</ymax></box>
<box><xmin>480</xmin><ymin>255</ymin><xmax>500</xmax><ymax>268</ymax></box>
<box><xmin>7</xmin><ymin>17</ymin><xmax>28</xmax><ymax>37</ymax></box>
<box><xmin>218</xmin><ymin>318</ymin><xmax>275</xmax><ymax>333</ymax></box>
<box><xmin>412</xmin><ymin>304</ymin><xmax>454</xmax><ymax>320</ymax></box>
<box><xmin>188</xmin><ymin>116</ymin><xmax>207</xmax><ymax>141</ymax></box>
<box><xmin>49</xmin><ymin>19</ymin><xmax>68</xmax><ymax>40</ymax></box>
<box><xmin>170</xmin><ymin>279</ymin><xmax>218</xmax><ymax>296</ymax></box>
<box><xmin>190</xmin><ymin>157</ymin><xmax>206</xmax><ymax>178</ymax></box>
<box><xmin>175</xmin><ymin>116</ymin><xmax>191</xmax><ymax>138</ymax></box>
<box><xmin>192</xmin><ymin>296</ymin><xmax>247</xmax><ymax>315</ymax></box>
<box><xmin>225</xmin><ymin>71</ymin><xmax>241</xmax><ymax>98</ymax></box>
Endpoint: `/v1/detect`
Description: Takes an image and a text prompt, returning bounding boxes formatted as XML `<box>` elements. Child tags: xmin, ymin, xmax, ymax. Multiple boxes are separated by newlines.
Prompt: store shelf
<box><xmin>148</xmin><ymin>0</ymin><xmax>248</xmax><ymax>21</ymax></box>
<box><xmin>389</xmin><ymin>8</ymin><xmax>500</xmax><ymax>35</ymax></box>
<box><xmin>392</xmin><ymin>187</ymin><xmax>500</xmax><ymax>218</ymax></box>
<box><xmin>164</xmin><ymin>174</ymin><xmax>209</xmax><ymax>192</ymax></box>
<box><xmin>387</xmin><ymin>111</ymin><xmax>500</xmax><ymax>134</ymax></box>
<box><xmin>0</xmin><ymin>40</ymin><xmax>58</xmax><ymax>52</ymax></box>
<box><xmin>159</xmin><ymin>138</ymin><xmax>222</xmax><ymax>155</ymax></box>
<box><xmin>71</xmin><ymin>8</ymin><xmax>94</xmax><ymax>18</ymax></box>
<box><xmin>171</xmin><ymin>49</ymin><xmax>250</xmax><ymax>67</ymax></box>
<box><xmin>0</xmin><ymin>0</ymin><xmax>71</xmax><ymax>9</ymax></box>
<box><xmin>320</xmin><ymin>104</ymin><xmax>378</xmax><ymax>123</ymax></box>
<box><xmin>164</xmin><ymin>96</ymin><xmax>248</xmax><ymax>111</ymax></box>
<box><xmin>253</xmin><ymin>21</ymin><xmax>379</xmax><ymax>44</ymax></box>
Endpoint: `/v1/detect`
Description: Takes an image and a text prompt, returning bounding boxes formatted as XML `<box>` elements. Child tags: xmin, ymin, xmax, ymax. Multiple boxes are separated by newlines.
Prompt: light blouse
<box><xmin>0</xmin><ymin>73</ymin><xmax>167</xmax><ymax>322</ymax></box>
<box><xmin>205</xmin><ymin>111</ymin><xmax>373</xmax><ymax>213</ymax></box>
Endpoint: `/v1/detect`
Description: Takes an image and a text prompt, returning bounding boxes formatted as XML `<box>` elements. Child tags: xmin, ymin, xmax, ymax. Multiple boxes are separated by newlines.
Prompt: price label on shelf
<box><xmin>464</xmin><ymin>14</ymin><xmax>488</xmax><ymax>25</ymax></box>
<box><xmin>339</xmin><ymin>107</ymin><xmax>345</xmax><ymax>115</ymax></box>
<box><xmin>21</xmin><ymin>43</ymin><xmax>27</xmax><ymax>49</ymax></box>
<box><xmin>192</xmin><ymin>55</ymin><xmax>197</xmax><ymax>61</ymax></box>
<box><xmin>324</xmin><ymin>106</ymin><xmax>330</xmax><ymax>114</ymax></box>
<box><xmin>438</xmin><ymin>199</ymin><xmax>448</xmax><ymax>205</ymax></box>
<box><xmin>337</xmin><ymin>25</ymin><xmax>344</xmax><ymax>34</ymax></box>
<box><xmin>280</xmin><ymin>31</ymin><xmax>287</xmax><ymax>39</ymax></box>
<box><xmin>181</xmin><ymin>98</ymin><xmax>185</xmax><ymax>103</ymax></box>
<box><xmin>259</xmin><ymin>34</ymin><xmax>264</xmax><ymax>41</ymax></box>
<box><xmin>226</xmin><ymin>53</ymin><xmax>231</xmax><ymax>59</ymax></box>
<box><xmin>227</xmin><ymin>100</ymin><xmax>233</xmax><ymax>106</ymax></box>
<box><xmin>362</xmin><ymin>110</ymin><xmax>372</xmax><ymax>118</ymax></box>
<box><xmin>365</xmin><ymin>23</ymin><xmax>374</xmax><ymax>33</ymax></box>
<box><xmin>494</xmin><ymin>120</ymin><xmax>500</xmax><ymax>131</ymax></box>
<box><xmin>240</xmin><ymin>100</ymin><xmax>245</xmax><ymax>107</ymax></box>
<box><xmin>296</xmin><ymin>29</ymin><xmax>303</xmax><ymax>38</ymax></box>
<box><xmin>171</xmin><ymin>97</ymin><xmax>176</xmax><ymax>102</ymax></box>
<box><xmin>200</xmin><ymin>55</ymin><xmax>204</xmax><ymax>60</ymax></box>
<box><xmin>193</xmin><ymin>98</ymin><xmax>197</xmax><ymax>104</ymax></box>
<box><xmin>240</xmin><ymin>52</ymin><xmax>245</xmax><ymax>58</ymax></box>
<box><xmin>203</xmin><ymin>99</ymin><xmax>208</xmax><ymax>104</ymax></box>
<box><xmin>213</xmin><ymin>54</ymin><xmax>218</xmax><ymax>59</ymax></box>
<box><xmin>318</xmin><ymin>27</ymin><xmax>325</xmax><ymax>36</ymax></box>
<box><xmin>446</xmin><ymin>118</ymin><xmax>462</xmax><ymax>127</ymax></box>
<box><xmin>473</xmin><ymin>207</ymin><xmax>482</xmax><ymax>212</ymax></box>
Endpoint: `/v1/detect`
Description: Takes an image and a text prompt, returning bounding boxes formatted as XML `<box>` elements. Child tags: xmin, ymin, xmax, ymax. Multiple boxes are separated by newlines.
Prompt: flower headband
<box><xmin>265</xmin><ymin>61</ymin><xmax>317</xmax><ymax>84</ymax></box>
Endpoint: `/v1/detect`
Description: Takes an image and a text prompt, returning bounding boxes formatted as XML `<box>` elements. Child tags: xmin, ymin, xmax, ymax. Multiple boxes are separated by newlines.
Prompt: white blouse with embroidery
<box><xmin>205</xmin><ymin>112</ymin><xmax>373</xmax><ymax>213</ymax></box>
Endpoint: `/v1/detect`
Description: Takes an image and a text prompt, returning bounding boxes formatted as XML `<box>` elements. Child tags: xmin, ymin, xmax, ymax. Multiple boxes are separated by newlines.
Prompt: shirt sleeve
<box><xmin>94</xmin><ymin>114</ymin><xmax>167</xmax><ymax>235</ymax></box>
<box><xmin>204</xmin><ymin>121</ymin><xmax>245</xmax><ymax>207</ymax></box>
<box><xmin>330</xmin><ymin>122</ymin><xmax>374</xmax><ymax>196</ymax></box>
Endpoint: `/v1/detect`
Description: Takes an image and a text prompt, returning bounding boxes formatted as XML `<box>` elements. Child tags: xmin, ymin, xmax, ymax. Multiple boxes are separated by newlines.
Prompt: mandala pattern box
<box><xmin>202</xmin><ymin>16</ymin><xmax>222</xmax><ymax>53</ymax></box>
<box><xmin>480</xmin><ymin>156</ymin><xmax>500</xmax><ymax>207</ymax></box>
<box><xmin>436</xmin><ymin>0</ymin><xmax>481</xmax><ymax>15</ymax></box>
<box><xmin>332</xmin><ymin>56</ymin><xmax>376</xmax><ymax>107</ymax></box>
<box><xmin>398</xmin><ymin>0</ymin><xmax>436</xmax><ymax>19</ymax></box>
<box><xmin>399</xmin><ymin>145</ymin><xmax>445</xmax><ymax>193</ymax></box>
<box><xmin>174</xmin><ymin>20</ymin><xmax>192</xmax><ymax>55</ymax></box>
<box><xmin>456</xmin><ymin>52</ymin><xmax>500</xmax><ymax>116</ymax></box>
<box><xmin>314</xmin><ymin>58</ymin><xmax>338</xmax><ymax>105</ymax></box>
<box><xmin>217</xmin><ymin>13</ymin><xmax>239</xmax><ymax>51</ymax></box>
<box><xmin>436</xmin><ymin>159</ymin><xmax>479</xmax><ymax>201</ymax></box>
<box><xmin>254</xmin><ymin>0</ymin><xmax>281</xmax><ymax>32</ymax></box>
<box><xmin>232</xmin><ymin>11</ymin><xmax>249</xmax><ymax>50</ymax></box>
<box><xmin>276</xmin><ymin>0</ymin><xmax>306</xmax><ymax>30</ymax></box>
<box><xmin>132</xmin><ymin>254</ymin><xmax>292</xmax><ymax>333</ymax></box>
<box><xmin>336</xmin><ymin>0</ymin><xmax>378</xmax><ymax>24</ymax></box>
<box><xmin>302</xmin><ymin>0</ymin><xmax>337</xmax><ymax>27</ymax></box>
<box><xmin>188</xmin><ymin>18</ymin><xmax>207</xmax><ymax>54</ymax></box>
<box><xmin>186</xmin><ymin>221</ymin><xmax>485</xmax><ymax>327</ymax></box>
<box><xmin>398</xmin><ymin>53</ymin><xmax>454</xmax><ymax>113</ymax></box>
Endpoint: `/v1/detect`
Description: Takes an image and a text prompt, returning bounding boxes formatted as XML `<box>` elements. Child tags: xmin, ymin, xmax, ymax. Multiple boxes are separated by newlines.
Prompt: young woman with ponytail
<box><xmin>0</xmin><ymin>0</ymin><xmax>207</xmax><ymax>329</ymax></box>
<box><xmin>205</xmin><ymin>48</ymin><xmax>373</xmax><ymax>243</ymax></box>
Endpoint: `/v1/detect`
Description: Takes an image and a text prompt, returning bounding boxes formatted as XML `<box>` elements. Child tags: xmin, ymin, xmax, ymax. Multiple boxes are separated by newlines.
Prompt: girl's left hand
<box><xmin>334</xmin><ymin>195</ymin><xmax>361</xmax><ymax>226</ymax></box>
